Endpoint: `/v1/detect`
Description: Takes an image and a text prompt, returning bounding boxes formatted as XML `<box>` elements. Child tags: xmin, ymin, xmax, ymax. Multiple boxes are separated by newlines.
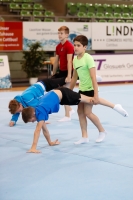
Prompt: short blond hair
<box><xmin>58</xmin><ymin>26</ymin><xmax>69</xmax><ymax>34</ymax></box>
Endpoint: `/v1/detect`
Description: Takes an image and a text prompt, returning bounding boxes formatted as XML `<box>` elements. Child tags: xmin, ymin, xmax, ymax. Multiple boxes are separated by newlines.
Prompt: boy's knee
<box><xmin>85</xmin><ymin>112</ymin><xmax>92</xmax><ymax>119</ymax></box>
<box><xmin>77</xmin><ymin>108</ymin><xmax>84</xmax><ymax>115</ymax></box>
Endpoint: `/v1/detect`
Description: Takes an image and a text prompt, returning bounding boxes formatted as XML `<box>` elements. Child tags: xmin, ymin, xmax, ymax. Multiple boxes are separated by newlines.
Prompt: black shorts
<box><xmin>55</xmin><ymin>87</ymin><xmax>81</xmax><ymax>105</ymax></box>
<box><xmin>79</xmin><ymin>90</ymin><xmax>94</xmax><ymax>97</ymax></box>
<box><xmin>51</xmin><ymin>70</ymin><xmax>73</xmax><ymax>79</ymax></box>
<box><xmin>39</xmin><ymin>77</ymin><xmax>66</xmax><ymax>92</ymax></box>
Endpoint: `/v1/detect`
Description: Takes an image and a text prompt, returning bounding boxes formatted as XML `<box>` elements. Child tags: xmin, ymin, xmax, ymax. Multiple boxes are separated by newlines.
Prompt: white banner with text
<box><xmin>0</xmin><ymin>55</ymin><xmax>12</xmax><ymax>88</ymax></box>
<box><xmin>93</xmin><ymin>54</ymin><xmax>133</xmax><ymax>82</ymax></box>
<box><xmin>92</xmin><ymin>23</ymin><xmax>133</xmax><ymax>50</ymax></box>
<box><xmin>23</xmin><ymin>22</ymin><xmax>92</xmax><ymax>51</ymax></box>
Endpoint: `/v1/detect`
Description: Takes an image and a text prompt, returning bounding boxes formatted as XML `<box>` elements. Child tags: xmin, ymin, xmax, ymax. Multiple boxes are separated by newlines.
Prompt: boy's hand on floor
<box><xmin>27</xmin><ymin>148</ymin><xmax>41</xmax><ymax>153</ymax></box>
<box><xmin>50</xmin><ymin>139</ymin><xmax>60</xmax><ymax>146</ymax></box>
<box><xmin>9</xmin><ymin>121</ymin><xmax>15</xmax><ymax>127</ymax></box>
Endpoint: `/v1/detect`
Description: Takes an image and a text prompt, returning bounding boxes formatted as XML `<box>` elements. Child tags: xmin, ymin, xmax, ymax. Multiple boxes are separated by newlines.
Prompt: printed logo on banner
<box><xmin>0</xmin><ymin>22</ymin><xmax>23</xmax><ymax>51</ymax></box>
<box><xmin>0</xmin><ymin>55</ymin><xmax>12</xmax><ymax>88</ymax></box>
<box><xmin>92</xmin><ymin>23</ymin><xmax>133</xmax><ymax>50</ymax></box>
<box><xmin>94</xmin><ymin>58</ymin><xmax>129</xmax><ymax>70</ymax></box>
<box><xmin>23</xmin><ymin>22</ymin><xmax>92</xmax><ymax>51</ymax></box>
<box><xmin>93</xmin><ymin>54</ymin><xmax>133</xmax><ymax>82</ymax></box>
<box><xmin>0</xmin><ymin>58</ymin><xmax>4</xmax><ymax>66</ymax></box>
<box><xmin>94</xmin><ymin>59</ymin><xmax>106</xmax><ymax>70</ymax></box>
<box><xmin>77</xmin><ymin>24</ymin><xmax>89</xmax><ymax>32</ymax></box>
<box><xmin>106</xmin><ymin>25</ymin><xmax>133</xmax><ymax>36</ymax></box>
<box><xmin>83</xmin><ymin>25</ymin><xmax>88</xmax><ymax>31</ymax></box>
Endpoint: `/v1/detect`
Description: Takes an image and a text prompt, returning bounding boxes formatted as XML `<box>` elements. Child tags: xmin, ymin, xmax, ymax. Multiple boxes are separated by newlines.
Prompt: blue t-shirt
<box><xmin>35</xmin><ymin>91</ymin><xmax>60</xmax><ymax>121</ymax></box>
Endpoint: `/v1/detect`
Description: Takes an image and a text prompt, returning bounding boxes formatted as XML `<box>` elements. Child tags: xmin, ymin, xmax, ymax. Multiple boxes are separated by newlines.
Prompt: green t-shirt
<box><xmin>73</xmin><ymin>53</ymin><xmax>95</xmax><ymax>91</ymax></box>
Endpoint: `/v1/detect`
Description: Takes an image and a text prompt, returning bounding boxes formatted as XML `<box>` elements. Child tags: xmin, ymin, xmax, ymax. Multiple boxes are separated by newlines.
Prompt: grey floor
<box><xmin>0</xmin><ymin>84</ymin><xmax>133</xmax><ymax>200</ymax></box>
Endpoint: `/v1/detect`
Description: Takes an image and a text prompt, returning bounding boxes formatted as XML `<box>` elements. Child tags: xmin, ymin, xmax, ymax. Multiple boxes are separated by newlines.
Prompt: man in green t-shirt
<box><xmin>70</xmin><ymin>35</ymin><xmax>128</xmax><ymax>144</ymax></box>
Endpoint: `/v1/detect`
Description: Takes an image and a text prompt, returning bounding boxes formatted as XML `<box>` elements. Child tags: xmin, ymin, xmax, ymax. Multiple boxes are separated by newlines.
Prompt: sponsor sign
<box><xmin>92</xmin><ymin>54</ymin><xmax>133</xmax><ymax>82</ymax></box>
<box><xmin>23</xmin><ymin>22</ymin><xmax>92</xmax><ymax>51</ymax></box>
<box><xmin>0</xmin><ymin>55</ymin><xmax>12</xmax><ymax>88</ymax></box>
<box><xmin>0</xmin><ymin>22</ymin><xmax>23</xmax><ymax>51</ymax></box>
<box><xmin>92</xmin><ymin>23</ymin><xmax>133</xmax><ymax>50</ymax></box>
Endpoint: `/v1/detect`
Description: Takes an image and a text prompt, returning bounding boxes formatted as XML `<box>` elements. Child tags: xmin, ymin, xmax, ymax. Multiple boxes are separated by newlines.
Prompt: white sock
<box><xmin>96</xmin><ymin>131</ymin><xmax>106</xmax><ymax>143</ymax></box>
<box><xmin>74</xmin><ymin>138</ymin><xmax>89</xmax><ymax>145</ymax></box>
<box><xmin>69</xmin><ymin>109</ymin><xmax>75</xmax><ymax>117</ymax></box>
<box><xmin>113</xmin><ymin>104</ymin><xmax>128</xmax><ymax>117</ymax></box>
<box><xmin>58</xmin><ymin>116</ymin><xmax>71</xmax><ymax>122</ymax></box>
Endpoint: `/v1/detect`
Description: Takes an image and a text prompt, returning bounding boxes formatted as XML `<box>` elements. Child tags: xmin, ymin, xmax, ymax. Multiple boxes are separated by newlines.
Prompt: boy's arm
<box><xmin>90</xmin><ymin>67</ymin><xmax>99</xmax><ymax>105</ymax></box>
<box><xmin>28</xmin><ymin>121</ymin><xmax>60</xmax><ymax>153</ymax></box>
<box><xmin>42</xmin><ymin>123</ymin><xmax>60</xmax><ymax>146</ymax></box>
<box><xmin>65</xmin><ymin>54</ymin><xmax>73</xmax><ymax>83</ymax></box>
<box><xmin>9</xmin><ymin>113</ymin><xmax>20</xmax><ymax>127</ymax></box>
<box><xmin>52</xmin><ymin>55</ymin><xmax>59</xmax><ymax>75</ymax></box>
<box><xmin>69</xmin><ymin>69</ymin><xmax>78</xmax><ymax>90</ymax></box>
<box><xmin>27</xmin><ymin>121</ymin><xmax>44</xmax><ymax>153</ymax></box>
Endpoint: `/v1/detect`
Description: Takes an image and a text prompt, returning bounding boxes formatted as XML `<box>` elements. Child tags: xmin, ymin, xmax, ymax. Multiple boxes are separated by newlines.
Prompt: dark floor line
<box><xmin>0</xmin><ymin>136</ymin><xmax>133</xmax><ymax>170</ymax></box>
<box><xmin>48</xmin><ymin>148</ymin><xmax>133</xmax><ymax>170</ymax></box>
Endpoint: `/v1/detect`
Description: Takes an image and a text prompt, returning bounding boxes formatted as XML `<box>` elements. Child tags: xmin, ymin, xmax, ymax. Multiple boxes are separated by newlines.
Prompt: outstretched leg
<box><xmin>56</xmin><ymin>88</ymin><xmax>128</xmax><ymax>118</ymax></box>
<box><xmin>40</xmin><ymin>77</ymin><xmax>66</xmax><ymax>91</ymax></box>
<box><xmin>80</xmin><ymin>95</ymin><xmax>128</xmax><ymax>117</ymax></box>
<box><xmin>98</xmin><ymin>98</ymin><xmax>128</xmax><ymax>117</ymax></box>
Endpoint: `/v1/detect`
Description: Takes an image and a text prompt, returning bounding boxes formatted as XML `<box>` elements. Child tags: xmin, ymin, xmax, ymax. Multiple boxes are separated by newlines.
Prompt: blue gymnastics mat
<box><xmin>0</xmin><ymin>84</ymin><xmax>133</xmax><ymax>200</ymax></box>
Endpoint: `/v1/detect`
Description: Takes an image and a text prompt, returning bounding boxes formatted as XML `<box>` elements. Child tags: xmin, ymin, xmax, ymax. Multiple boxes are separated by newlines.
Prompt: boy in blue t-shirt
<box><xmin>22</xmin><ymin>87</ymin><xmax>94</xmax><ymax>153</ymax></box>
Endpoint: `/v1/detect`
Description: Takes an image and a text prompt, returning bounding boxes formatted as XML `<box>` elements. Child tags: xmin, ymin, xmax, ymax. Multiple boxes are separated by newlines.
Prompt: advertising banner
<box><xmin>23</xmin><ymin>22</ymin><xmax>92</xmax><ymax>51</ymax></box>
<box><xmin>92</xmin><ymin>54</ymin><xmax>133</xmax><ymax>82</ymax></box>
<box><xmin>0</xmin><ymin>22</ymin><xmax>23</xmax><ymax>51</ymax></box>
<box><xmin>0</xmin><ymin>55</ymin><xmax>12</xmax><ymax>89</ymax></box>
<box><xmin>92</xmin><ymin>23</ymin><xmax>133</xmax><ymax>50</ymax></box>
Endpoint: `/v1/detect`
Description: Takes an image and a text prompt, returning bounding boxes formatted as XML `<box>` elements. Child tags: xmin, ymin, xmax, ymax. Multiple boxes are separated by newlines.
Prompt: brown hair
<box><xmin>73</xmin><ymin>35</ymin><xmax>88</xmax><ymax>46</ymax></box>
<box><xmin>8</xmin><ymin>100</ymin><xmax>20</xmax><ymax>114</ymax></box>
<box><xmin>58</xmin><ymin>26</ymin><xmax>69</xmax><ymax>34</ymax></box>
<box><xmin>22</xmin><ymin>107</ymin><xmax>34</xmax><ymax>123</ymax></box>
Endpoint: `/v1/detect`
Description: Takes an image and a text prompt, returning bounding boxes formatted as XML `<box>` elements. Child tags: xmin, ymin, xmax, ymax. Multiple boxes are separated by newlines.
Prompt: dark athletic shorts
<box><xmin>55</xmin><ymin>87</ymin><xmax>81</xmax><ymax>105</ymax></box>
<box><xmin>79</xmin><ymin>90</ymin><xmax>94</xmax><ymax>97</ymax></box>
<box><xmin>39</xmin><ymin>77</ymin><xmax>66</xmax><ymax>92</ymax></box>
<box><xmin>51</xmin><ymin>70</ymin><xmax>73</xmax><ymax>79</ymax></box>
